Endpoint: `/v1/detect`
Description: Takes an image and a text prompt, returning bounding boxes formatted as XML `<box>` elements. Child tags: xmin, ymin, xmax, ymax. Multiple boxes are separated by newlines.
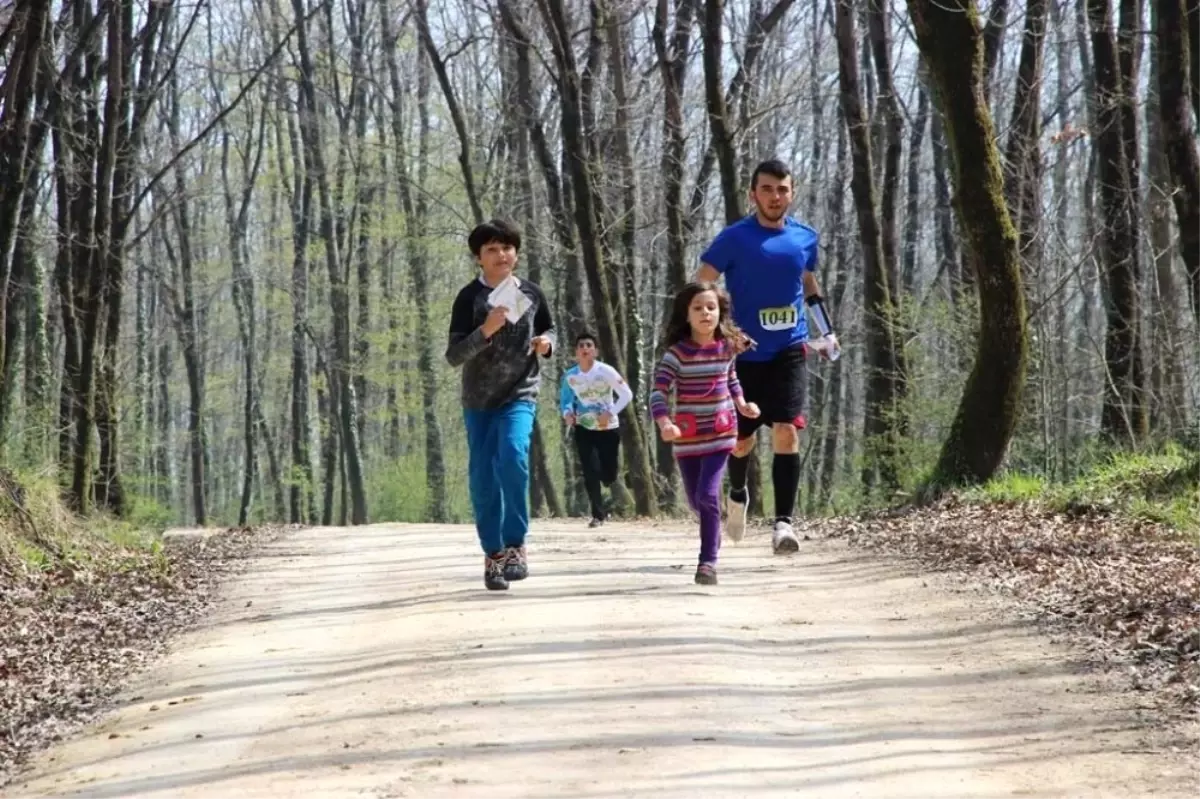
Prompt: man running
<box><xmin>560</xmin><ymin>332</ymin><xmax>633</xmax><ymax>528</ymax></box>
<box><xmin>695</xmin><ymin>159</ymin><xmax>838</xmax><ymax>554</ymax></box>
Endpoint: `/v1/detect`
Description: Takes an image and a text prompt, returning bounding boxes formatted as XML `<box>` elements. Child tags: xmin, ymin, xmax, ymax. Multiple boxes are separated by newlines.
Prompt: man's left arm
<box><xmin>802</xmin><ymin>261</ymin><xmax>836</xmax><ymax>339</ymax></box>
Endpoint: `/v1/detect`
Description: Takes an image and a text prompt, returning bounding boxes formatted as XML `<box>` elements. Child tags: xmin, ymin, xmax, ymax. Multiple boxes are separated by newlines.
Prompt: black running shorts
<box><xmin>734</xmin><ymin>342</ymin><xmax>808</xmax><ymax>440</ymax></box>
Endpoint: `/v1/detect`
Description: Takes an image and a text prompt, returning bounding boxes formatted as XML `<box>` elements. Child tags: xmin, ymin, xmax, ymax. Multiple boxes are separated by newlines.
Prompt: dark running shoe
<box><xmin>694</xmin><ymin>563</ymin><xmax>718</xmax><ymax>585</ymax></box>
<box><xmin>485</xmin><ymin>552</ymin><xmax>509</xmax><ymax>590</ymax></box>
<box><xmin>503</xmin><ymin>545</ymin><xmax>528</xmax><ymax>581</ymax></box>
<box><xmin>588</xmin><ymin>517</ymin><xmax>604</xmax><ymax>529</ymax></box>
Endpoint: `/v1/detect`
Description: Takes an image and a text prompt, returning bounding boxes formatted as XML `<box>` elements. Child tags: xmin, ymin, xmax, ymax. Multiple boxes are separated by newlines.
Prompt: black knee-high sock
<box><xmin>727</xmin><ymin>452</ymin><xmax>750</xmax><ymax>502</ymax></box>
<box><xmin>772</xmin><ymin>453</ymin><xmax>801</xmax><ymax>522</ymax></box>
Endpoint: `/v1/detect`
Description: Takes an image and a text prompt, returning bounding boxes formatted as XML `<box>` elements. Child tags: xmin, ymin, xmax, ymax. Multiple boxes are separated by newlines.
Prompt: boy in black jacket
<box><xmin>446</xmin><ymin>219</ymin><xmax>556</xmax><ymax>590</ymax></box>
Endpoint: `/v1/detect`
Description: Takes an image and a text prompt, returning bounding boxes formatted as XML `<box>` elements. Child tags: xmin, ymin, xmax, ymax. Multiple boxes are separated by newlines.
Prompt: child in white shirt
<box><xmin>560</xmin><ymin>332</ymin><xmax>633</xmax><ymax>526</ymax></box>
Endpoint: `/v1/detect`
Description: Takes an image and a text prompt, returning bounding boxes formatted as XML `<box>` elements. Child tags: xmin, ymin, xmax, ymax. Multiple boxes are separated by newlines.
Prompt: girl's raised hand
<box><xmin>659</xmin><ymin>421</ymin><xmax>682</xmax><ymax>442</ymax></box>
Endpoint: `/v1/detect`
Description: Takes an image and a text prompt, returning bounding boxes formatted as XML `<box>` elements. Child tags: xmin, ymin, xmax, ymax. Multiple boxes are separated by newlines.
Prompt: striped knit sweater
<box><xmin>649</xmin><ymin>338</ymin><xmax>744</xmax><ymax>458</ymax></box>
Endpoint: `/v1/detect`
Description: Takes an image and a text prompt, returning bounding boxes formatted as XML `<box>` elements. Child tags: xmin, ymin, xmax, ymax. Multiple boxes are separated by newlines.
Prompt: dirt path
<box><xmin>7</xmin><ymin>521</ymin><xmax>1195</xmax><ymax>798</ymax></box>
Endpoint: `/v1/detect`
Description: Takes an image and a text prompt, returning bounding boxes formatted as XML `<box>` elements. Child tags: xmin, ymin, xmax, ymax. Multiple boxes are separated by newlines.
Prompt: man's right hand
<box><xmin>481</xmin><ymin>306</ymin><xmax>509</xmax><ymax>338</ymax></box>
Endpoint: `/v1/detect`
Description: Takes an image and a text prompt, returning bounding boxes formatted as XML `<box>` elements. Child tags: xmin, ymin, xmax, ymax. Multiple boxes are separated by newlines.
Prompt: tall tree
<box><xmin>834</xmin><ymin>0</ymin><xmax>902</xmax><ymax>494</ymax></box>
<box><xmin>1157</xmin><ymin>0</ymin><xmax>1200</xmax><ymax>325</ymax></box>
<box><xmin>864</xmin><ymin>0</ymin><xmax>910</xmax><ymax>492</ymax></box>
<box><xmin>1087</xmin><ymin>0</ymin><xmax>1147</xmax><ymax>444</ymax></box>
<box><xmin>381</xmin><ymin>0</ymin><xmax>450</xmax><ymax>521</ymax></box>
<box><xmin>290</xmin><ymin>0</ymin><xmax>368</xmax><ymax>524</ymax></box>
<box><xmin>907</xmin><ymin>0</ymin><xmax>1029</xmax><ymax>490</ymax></box>
<box><xmin>534</xmin><ymin>0</ymin><xmax>658</xmax><ymax>515</ymax></box>
<box><xmin>1145</xmin><ymin>0</ymin><xmax>1188</xmax><ymax>435</ymax></box>
<box><xmin>651</xmin><ymin>0</ymin><xmax>699</xmax><ymax>508</ymax></box>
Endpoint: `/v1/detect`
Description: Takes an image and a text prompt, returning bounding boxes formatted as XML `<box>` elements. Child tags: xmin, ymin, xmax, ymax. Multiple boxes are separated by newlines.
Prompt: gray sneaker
<box><xmin>484</xmin><ymin>552</ymin><xmax>509</xmax><ymax>590</ymax></box>
<box><xmin>771</xmin><ymin>519</ymin><xmax>799</xmax><ymax>554</ymax></box>
<box><xmin>503</xmin><ymin>545</ymin><xmax>528</xmax><ymax>581</ymax></box>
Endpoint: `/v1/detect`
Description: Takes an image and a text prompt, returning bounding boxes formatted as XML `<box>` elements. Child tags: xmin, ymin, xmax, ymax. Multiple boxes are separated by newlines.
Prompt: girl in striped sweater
<box><xmin>651</xmin><ymin>282</ymin><xmax>760</xmax><ymax>585</ymax></box>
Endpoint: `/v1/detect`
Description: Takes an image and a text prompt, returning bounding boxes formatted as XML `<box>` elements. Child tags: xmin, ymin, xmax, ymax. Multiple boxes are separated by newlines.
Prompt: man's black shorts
<box><xmin>734</xmin><ymin>342</ymin><xmax>808</xmax><ymax>440</ymax></box>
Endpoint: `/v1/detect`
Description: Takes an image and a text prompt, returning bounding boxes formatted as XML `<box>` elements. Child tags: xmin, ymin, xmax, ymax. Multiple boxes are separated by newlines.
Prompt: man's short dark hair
<box><xmin>468</xmin><ymin>219</ymin><xmax>522</xmax><ymax>256</ymax></box>
<box><xmin>751</xmin><ymin>159</ymin><xmax>792</xmax><ymax>189</ymax></box>
<box><xmin>575</xmin><ymin>331</ymin><xmax>598</xmax><ymax>347</ymax></box>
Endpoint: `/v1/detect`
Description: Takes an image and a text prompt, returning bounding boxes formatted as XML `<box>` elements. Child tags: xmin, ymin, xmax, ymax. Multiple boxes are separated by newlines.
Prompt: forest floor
<box><xmin>3</xmin><ymin>511</ymin><xmax>1196</xmax><ymax>798</ymax></box>
<box><xmin>0</xmin><ymin>470</ymin><xmax>286</xmax><ymax>793</ymax></box>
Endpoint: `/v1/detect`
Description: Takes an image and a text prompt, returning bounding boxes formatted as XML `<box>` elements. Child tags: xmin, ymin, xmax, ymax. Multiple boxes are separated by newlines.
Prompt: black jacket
<box><xmin>445</xmin><ymin>276</ymin><xmax>556</xmax><ymax>410</ymax></box>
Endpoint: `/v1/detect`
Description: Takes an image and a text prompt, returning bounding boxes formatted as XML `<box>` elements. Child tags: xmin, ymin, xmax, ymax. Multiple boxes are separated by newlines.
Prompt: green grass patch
<box><xmin>962</xmin><ymin>448</ymin><xmax>1200</xmax><ymax>536</ymax></box>
<box><xmin>0</xmin><ymin>470</ymin><xmax>172</xmax><ymax>577</ymax></box>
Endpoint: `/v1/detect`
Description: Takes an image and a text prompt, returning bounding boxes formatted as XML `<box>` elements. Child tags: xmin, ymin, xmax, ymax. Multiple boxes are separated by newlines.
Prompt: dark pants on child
<box><xmin>463</xmin><ymin>400</ymin><xmax>535</xmax><ymax>555</ymax></box>
<box><xmin>574</xmin><ymin>427</ymin><xmax>620</xmax><ymax>519</ymax></box>
<box><xmin>677</xmin><ymin>452</ymin><xmax>729</xmax><ymax>565</ymax></box>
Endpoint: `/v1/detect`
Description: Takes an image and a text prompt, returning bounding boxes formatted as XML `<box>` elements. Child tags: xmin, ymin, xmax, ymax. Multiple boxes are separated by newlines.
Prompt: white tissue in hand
<box><xmin>487</xmin><ymin>276</ymin><xmax>532</xmax><ymax>324</ymax></box>
<box><xmin>809</xmin><ymin>335</ymin><xmax>842</xmax><ymax>361</ymax></box>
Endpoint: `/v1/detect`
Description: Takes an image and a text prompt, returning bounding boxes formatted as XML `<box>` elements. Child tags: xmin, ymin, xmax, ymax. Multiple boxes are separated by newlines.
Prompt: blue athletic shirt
<box><xmin>699</xmin><ymin>215</ymin><xmax>819</xmax><ymax>362</ymax></box>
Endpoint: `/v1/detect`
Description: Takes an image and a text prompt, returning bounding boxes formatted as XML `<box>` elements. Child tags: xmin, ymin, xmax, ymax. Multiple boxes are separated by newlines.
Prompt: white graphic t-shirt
<box><xmin>559</xmin><ymin>362</ymin><xmax>633</xmax><ymax>430</ymax></box>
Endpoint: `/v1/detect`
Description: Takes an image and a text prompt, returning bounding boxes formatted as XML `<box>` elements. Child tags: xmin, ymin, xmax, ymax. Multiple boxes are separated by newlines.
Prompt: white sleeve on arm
<box><xmin>605</xmin><ymin>364</ymin><xmax>634</xmax><ymax>414</ymax></box>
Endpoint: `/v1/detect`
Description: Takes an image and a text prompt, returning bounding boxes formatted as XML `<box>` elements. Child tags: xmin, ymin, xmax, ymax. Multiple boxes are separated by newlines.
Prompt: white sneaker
<box><xmin>725</xmin><ymin>492</ymin><xmax>748</xmax><ymax>542</ymax></box>
<box><xmin>772</xmin><ymin>519</ymin><xmax>799</xmax><ymax>554</ymax></box>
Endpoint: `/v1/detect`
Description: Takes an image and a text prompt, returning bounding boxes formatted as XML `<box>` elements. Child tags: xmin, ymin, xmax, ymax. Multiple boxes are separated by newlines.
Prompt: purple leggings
<box><xmin>677</xmin><ymin>451</ymin><xmax>730</xmax><ymax>565</ymax></box>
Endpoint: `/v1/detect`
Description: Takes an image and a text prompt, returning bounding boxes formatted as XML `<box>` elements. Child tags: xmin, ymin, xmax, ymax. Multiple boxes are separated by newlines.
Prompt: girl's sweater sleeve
<box><xmin>649</xmin><ymin>351</ymin><xmax>679</xmax><ymax>421</ymax></box>
<box><xmin>727</xmin><ymin>355</ymin><xmax>744</xmax><ymax>401</ymax></box>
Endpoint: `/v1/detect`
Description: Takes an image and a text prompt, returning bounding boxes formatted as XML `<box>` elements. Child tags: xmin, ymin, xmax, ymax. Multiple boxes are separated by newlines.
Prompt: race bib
<box><xmin>758</xmin><ymin>305</ymin><xmax>798</xmax><ymax>331</ymax></box>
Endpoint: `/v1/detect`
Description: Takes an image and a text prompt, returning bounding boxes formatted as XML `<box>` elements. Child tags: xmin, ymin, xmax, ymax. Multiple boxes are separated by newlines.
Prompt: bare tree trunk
<box><xmin>819</xmin><ymin>106</ymin><xmax>850</xmax><ymax>509</ymax></box>
<box><xmin>1146</xmin><ymin>0</ymin><xmax>1188</xmax><ymax>435</ymax></box>
<box><xmin>604</xmin><ymin>2</ymin><xmax>646</xmax><ymax>440</ymax></box>
<box><xmin>834</xmin><ymin>0</ymin><xmax>901</xmax><ymax>497</ymax></box>
<box><xmin>929</xmin><ymin>104</ymin><xmax>963</xmax><ymax>299</ymax></box>
<box><xmin>865</xmin><ymin>0</ymin><xmax>910</xmax><ymax>491</ymax></box>
<box><xmin>651</xmin><ymin>0</ymin><xmax>699</xmax><ymax>509</ymax></box>
<box><xmin>901</xmin><ymin>85</ymin><xmax>929</xmax><ymax>295</ymax></box>
<box><xmin>1087</xmin><ymin>0</ymin><xmax>1145</xmax><ymax>445</ymax></box>
<box><xmin>381</xmin><ymin>1</ymin><xmax>449</xmax><ymax>521</ymax></box>
<box><xmin>702</xmin><ymin>0</ymin><xmax>743</xmax><ymax>220</ymax></box>
<box><xmin>1158</xmin><ymin>0</ymin><xmax>1200</xmax><ymax>325</ymax></box>
<box><xmin>0</xmin><ymin>2</ymin><xmax>50</xmax><ymax>434</ymax></box>
<box><xmin>534</xmin><ymin>0</ymin><xmax>658</xmax><ymax>515</ymax></box>
<box><xmin>291</xmin><ymin>0</ymin><xmax>367</xmax><ymax>524</ymax></box>
<box><xmin>163</xmin><ymin>53</ymin><xmax>211</xmax><ymax>524</ymax></box>
<box><xmin>19</xmin><ymin>168</ymin><xmax>50</xmax><ymax>466</ymax></box>
<box><xmin>222</xmin><ymin>117</ymin><xmax>268</xmax><ymax>523</ymax></box>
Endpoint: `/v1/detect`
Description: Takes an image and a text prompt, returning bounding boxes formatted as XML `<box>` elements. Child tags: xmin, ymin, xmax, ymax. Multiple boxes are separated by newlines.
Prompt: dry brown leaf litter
<box><xmin>807</xmin><ymin>498</ymin><xmax>1200</xmax><ymax>711</ymax></box>
<box><xmin>0</xmin><ymin>525</ymin><xmax>282</xmax><ymax>786</ymax></box>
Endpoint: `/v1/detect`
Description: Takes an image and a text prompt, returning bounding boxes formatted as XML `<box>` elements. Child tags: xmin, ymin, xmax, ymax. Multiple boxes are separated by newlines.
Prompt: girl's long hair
<box><xmin>661</xmin><ymin>281</ymin><xmax>740</xmax><ymax>348</ymax></box>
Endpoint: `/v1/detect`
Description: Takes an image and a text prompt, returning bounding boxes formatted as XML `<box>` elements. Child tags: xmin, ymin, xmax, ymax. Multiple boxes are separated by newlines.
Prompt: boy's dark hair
<box><xmin>468</xmin><ymin>219</ymin><xmax>522</xmax><ymax>256</ymax></box>
<box><xmin>662</xmin><ymin>281</ymin><xmax>740</xmax><ymax>347</ymax></box>
<box><xmin>751</xmin><ymin>159</ymin><xmax>792</xmax><ymax>189</ymax></box>
<box><xmin>574</xmin><ymin>331</ymin><xmax>598</xmax><ymax>347</ymax></box>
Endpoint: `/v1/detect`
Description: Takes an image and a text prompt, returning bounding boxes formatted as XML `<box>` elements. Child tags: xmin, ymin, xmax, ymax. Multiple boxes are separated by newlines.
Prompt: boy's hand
<box><xmin>737</xmin><ymin>400</ymin><xmax>761</xmax><ymax>419</ymax></box>
<box><xmin>482</xmin><ymin>306</ymin><xmax>509</xmax><ymax>337</ymax></box>
<box><xmin>598</xmin><ymin>411</ymin><xmax>614</xmax><ymax>428</ymax></box>
<box><xmin>659</xmin><ymin>421</ymin><xmax>681</xmax><ymax>442</ymax></box>
<box><xmin>564</xmin><ymin>412</ymin><xmax>576</xmax><ymax>427</ymax></box>
<box><xmin>530</xmin><ymin>335</ymin><xmax>553</xmax><ymax>356</ymax></box>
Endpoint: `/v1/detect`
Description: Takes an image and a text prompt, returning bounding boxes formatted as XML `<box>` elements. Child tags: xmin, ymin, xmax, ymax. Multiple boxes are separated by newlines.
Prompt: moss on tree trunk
<box><xmin>907</xmin><ymin>0</ymin><xmax>1028</xmax><ymax>492</ymax></box>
